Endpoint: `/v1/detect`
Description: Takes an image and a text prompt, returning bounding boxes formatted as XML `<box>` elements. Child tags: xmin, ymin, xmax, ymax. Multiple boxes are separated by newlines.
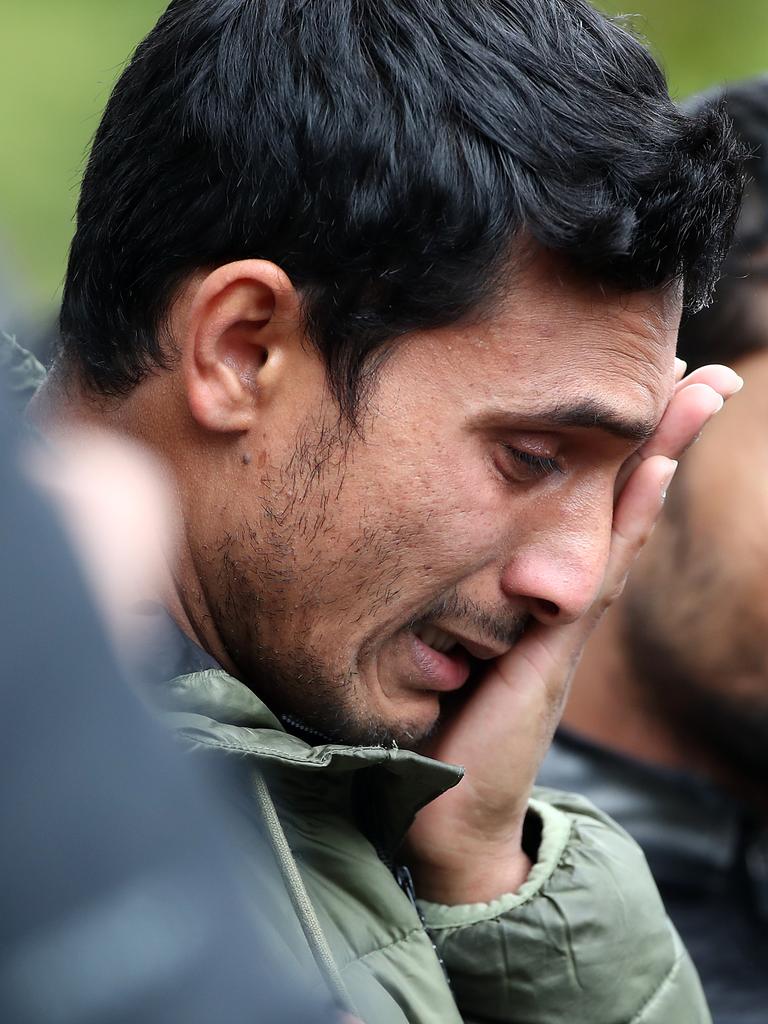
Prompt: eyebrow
<box><xmin>507</xmin><ymin>400</ymin><xmax>659</xmax><ymax>446</ymax></box>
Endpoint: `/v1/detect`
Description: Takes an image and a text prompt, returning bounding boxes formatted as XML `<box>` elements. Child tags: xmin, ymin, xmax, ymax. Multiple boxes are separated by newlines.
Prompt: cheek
<box><xmin>398</xmin><ymin>456</ymin><xmax>508</xmax><ymax>551</ymax></box>
<box><xmin>350</xmin><ymin>438</ymin><xmax>509</xmax><ymax>584</ymax></box>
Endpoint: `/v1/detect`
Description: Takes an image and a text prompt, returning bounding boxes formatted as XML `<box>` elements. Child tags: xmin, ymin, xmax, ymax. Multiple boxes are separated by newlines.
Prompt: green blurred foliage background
<box><xmin>2</xmin><ymin>1</ymin><xmax>767</xmax><ymax>324</ymax></box>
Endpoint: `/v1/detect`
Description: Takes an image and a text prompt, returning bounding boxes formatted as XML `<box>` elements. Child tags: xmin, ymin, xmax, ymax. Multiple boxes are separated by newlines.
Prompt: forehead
<box><xmin>425</xmin><ymin>253</ymin><xmax>681</xmax><ymax>424</ymax></box>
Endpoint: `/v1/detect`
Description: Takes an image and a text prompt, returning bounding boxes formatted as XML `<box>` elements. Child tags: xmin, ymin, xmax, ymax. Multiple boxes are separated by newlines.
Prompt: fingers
<box><xmin>615</xmin><ymin>383</ymin><xmax>720</xmax><ymax>496</ymax></box>
<box><xmin>600</xmin><ymin>455</ymin><xmax>677</xmax><ymax>618</ymax></box>
<box><xmin>638</xmin><ymin>382</ymin><xmax>724</xmax><ymax>461</ymax></box>
<box><xmin>655</xmin><ymin>362</ymin><xmax>743</xmax><ymax>460</ymax></box>
<box><xmin>657</xmin><ymin>363</ymin><xmax>742</xmax><ymax>459</ymax></box>
<box><xmin>604</xmin><ymin>362</ymin><xmax>741</xmax><ymax>617</ymax></box>
<box><xmin>615</xmin><ymin>364</ymin><xmax>742</xmax><ymax>498</ymax></box>
<box><xmin>674</xmin><ymin>363</ymin><xmax>743</xmax><ymax>397</ymax></box>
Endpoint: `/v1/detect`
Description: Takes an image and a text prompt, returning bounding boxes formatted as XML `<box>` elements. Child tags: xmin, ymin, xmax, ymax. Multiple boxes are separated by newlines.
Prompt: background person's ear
<box><xmin>182</xmin><ymin>260</ymin><xmax>302</xmax><ymax>434</ymax></box>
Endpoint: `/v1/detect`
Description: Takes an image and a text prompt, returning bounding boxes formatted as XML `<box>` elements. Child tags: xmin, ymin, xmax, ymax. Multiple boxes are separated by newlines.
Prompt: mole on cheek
<box><xmin>242</xmin><ymin>453</ymin><xmax>252</xmax><ymax>467</ymax></box>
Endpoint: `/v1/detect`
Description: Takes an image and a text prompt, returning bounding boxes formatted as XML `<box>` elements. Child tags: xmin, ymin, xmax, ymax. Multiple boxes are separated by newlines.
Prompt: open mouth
<box><xmin>405</xmin><ymin>613</ymin><xmax>527</xmax><ymax>692</ymax></box>
<box><xmin>407</xmin><ymin>623</ymin><xmax>474</xmax><ymax>692</ymax></box>
<box><xmin>411</xmin><ymin>621</ymin><xmax>512</xmax><ymax>662</ymax></box>
<box><xmin>412</xmin><ymin>623</ymin><xmax>461</xmax><ymax>656</ymax></box>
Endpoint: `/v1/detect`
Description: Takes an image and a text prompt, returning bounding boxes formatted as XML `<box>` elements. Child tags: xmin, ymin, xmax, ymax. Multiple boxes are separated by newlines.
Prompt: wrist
<box><xmin>409</xmin><ymin>829</ymin><xmax>534</xmax><ymax>905</ymax></box>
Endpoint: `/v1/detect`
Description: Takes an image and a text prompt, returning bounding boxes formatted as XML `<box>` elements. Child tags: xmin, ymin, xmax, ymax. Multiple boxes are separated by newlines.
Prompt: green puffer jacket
<box><xmin>6</xmin><ymin>334</ymin><xmax>710</xmax><ymax>1024</ymax></box>
<box><xmin>161</xmin><ymin>666</ymin><xmax>709</xmax><ymax>1024</ymax></box>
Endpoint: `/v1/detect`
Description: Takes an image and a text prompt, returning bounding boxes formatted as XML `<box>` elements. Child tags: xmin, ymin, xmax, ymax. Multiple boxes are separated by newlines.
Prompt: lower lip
<box><xmin>407</xmin><ymin>632</ymin><xmax>471</xmax><ymax>692</ymax></box>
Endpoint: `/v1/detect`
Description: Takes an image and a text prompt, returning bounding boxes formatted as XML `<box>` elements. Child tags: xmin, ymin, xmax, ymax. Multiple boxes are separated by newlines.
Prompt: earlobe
<box><xmin>182</xmin><ymin>260</ymin><xmax>299</xmax><ymax>435</ymax></box>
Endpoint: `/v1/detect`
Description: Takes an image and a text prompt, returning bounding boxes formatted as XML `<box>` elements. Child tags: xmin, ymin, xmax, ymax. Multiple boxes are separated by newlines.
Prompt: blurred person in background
<box><xmin>7</xmin><ymin>1</ymin><xmax>749</xmax><ymax>1021</ymax></box>
<box><xmin>538</xmin><ymin>75</ymin><xmax>768</xmax><ymax>1024</ymax></box>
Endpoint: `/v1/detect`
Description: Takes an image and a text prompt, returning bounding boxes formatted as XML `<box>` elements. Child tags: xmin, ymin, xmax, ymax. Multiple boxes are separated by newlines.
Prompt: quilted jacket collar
<box><xmin>136</xmin><ymin>602</ymin><xmax>464</xmax><ymax>849</ymax></box>
<box><xmin>160</xmin><ymin>665</ymin><xmax>463</xmax><ymax>849</ymax></box>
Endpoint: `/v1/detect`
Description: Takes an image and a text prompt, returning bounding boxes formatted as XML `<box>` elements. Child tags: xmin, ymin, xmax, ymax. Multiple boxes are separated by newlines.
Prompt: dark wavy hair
<box><xmin>678</xmin><ymin>76</ymin><xmax>768</xmax><ymax>371</ymax></box>
<box><xmin>60</xmin><ymin>0</ymin><xmax>744</xmax><ymax>418</ymax></box>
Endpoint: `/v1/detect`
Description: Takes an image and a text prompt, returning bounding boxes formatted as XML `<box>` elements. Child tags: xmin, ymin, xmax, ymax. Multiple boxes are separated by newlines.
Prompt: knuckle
<box><xmin>600</xmin><ymin>576</ymin><xmax>627</xmax><ymax>610</ymax></box>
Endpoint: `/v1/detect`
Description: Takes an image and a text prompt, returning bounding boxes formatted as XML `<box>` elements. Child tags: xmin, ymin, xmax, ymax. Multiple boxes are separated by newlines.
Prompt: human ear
<box><xmin>182</xmin><ymin>260</ymin><xmax>301</xmax><ymax>433</ymax></box>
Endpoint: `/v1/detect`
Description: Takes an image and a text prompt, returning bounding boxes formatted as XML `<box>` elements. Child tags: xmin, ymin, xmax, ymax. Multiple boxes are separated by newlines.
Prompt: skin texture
<box><xmin>564</xmin><ymin>346</ymin><xmax>768</xmax><ymax>801</ymax></box>
<box><xmin>170</xmin><ymin>252</ymin><xmax>679</xmax><ymax>745</ymax></box>
<box><xmin>32</xmin><ymin>249</ymin><xmax>742</xmax><ymax>903</ymax></box>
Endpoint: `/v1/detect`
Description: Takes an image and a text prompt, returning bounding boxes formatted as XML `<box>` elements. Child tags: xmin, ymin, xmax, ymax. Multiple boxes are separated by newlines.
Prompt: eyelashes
<box><xmin>499</xmin><ymin>445</ymin><xmax>563</xmax><ymax>481</ymax></box>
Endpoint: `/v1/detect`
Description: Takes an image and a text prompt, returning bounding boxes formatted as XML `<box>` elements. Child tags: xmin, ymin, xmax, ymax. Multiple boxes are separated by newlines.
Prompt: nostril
<box><xmin>536</xmin><ymin>598</ymin><xmax>560</xmax><ymax>619</ymax></box>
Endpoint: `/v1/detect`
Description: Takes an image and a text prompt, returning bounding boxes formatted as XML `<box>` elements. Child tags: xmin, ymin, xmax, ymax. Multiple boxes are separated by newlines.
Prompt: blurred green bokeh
<box><xmin>1</xmin><ymin>1</ymin><xmax>165</xmax><ymax>317</ymax></box>
<box><xmin>2</xmin><ymin>1</ymin><xmax>767</xmax><ymax>320</ymax></box>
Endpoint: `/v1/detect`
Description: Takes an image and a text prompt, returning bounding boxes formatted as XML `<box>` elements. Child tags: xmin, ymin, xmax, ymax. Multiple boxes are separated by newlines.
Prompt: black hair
<box><xmin>678</xmin><ymin>76</ymin><xmax>768</xmax><ymax>371</ymax></box>
<box><xmin>60</xmin><ymin>0</ymin><xmax>744</xmax><ymax>418</ymax></box>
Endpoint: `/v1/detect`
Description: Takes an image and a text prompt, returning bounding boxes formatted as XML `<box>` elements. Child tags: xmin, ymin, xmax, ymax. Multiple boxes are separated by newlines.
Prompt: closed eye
<box><xmin>498</xmin><ymin>445</ymin><xmax>563</xmax><ymax>482</ymax></box>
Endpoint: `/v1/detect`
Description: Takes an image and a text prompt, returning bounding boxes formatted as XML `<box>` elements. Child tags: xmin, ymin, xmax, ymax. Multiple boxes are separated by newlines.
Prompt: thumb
<box><xmin>596</xmin><ymin>454</ymin><xmax>677</xmax><ymax>622</ymax></box>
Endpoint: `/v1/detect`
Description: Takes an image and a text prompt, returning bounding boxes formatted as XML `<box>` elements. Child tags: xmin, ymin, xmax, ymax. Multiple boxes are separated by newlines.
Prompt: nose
<box><xmin>499</xmin><ymin>494</ymin><xmax>613</xmax><ymax>626</ymax></box>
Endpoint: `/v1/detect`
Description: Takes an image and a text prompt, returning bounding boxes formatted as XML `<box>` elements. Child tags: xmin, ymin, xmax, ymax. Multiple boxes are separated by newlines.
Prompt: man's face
<box><xmin>622</xmin><ymin>345</ymin><xmax>768</xmax><ymax>780</ymax></box>
<box><xmin>190</xmin><ymin>255</ymin><xmax>678</xmax><ymax>745</ymax></box>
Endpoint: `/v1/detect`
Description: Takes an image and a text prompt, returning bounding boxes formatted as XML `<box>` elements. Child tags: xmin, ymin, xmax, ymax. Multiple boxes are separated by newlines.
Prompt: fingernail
<box><xmin>675</xmin><ymin>357</ymin><xmax>687</xmax><ymax>375</ymax></box>
<box><xmin>660</xmin><ymin>460</ymin><xmax>678</xmax><ymax>501</ymax></box>
<box><xmin>717</xmin><ymin>371</ymin><xmax>744</xmax><ymax>397</ymax></box>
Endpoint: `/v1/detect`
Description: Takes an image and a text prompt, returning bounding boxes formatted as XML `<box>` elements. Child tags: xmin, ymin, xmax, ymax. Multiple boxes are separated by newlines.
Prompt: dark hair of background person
<box><xmin>678</xmin><ymin>75</ymin><xmax>768</xmax><ymax>371</ymax></box>
<box><xmin>59</xmin><ymin>0</ymin><xmax>744</xmax><ymax>420</ymax></box>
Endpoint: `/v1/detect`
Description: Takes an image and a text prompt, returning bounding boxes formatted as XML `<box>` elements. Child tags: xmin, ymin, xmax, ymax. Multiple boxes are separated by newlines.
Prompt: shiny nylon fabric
<box><xmin>162</xmin><ymin>669</ymin><xmax>710</xmax><ymax>1024</ymax></box>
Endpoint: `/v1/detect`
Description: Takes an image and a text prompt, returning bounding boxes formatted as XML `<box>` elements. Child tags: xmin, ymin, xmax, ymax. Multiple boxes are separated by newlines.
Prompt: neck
<box><xmin>161</xmin><ymin>548</ymin><xmax>243</xmax><ymax>680</ymax></box>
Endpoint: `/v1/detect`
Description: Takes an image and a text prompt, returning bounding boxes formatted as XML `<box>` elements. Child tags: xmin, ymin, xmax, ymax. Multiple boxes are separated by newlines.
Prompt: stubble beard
<box><xmin>202</xmin><ymin>403</ymin><xmax>466</xmax><ymax>748</ymax></box>
<box><xmin>624</xmin><ymin>604</ymin><xmax>768</xmax><ymax>785</ymax></box>
<box><xmin>217</xmin><ymin>596</ymin><xmax>439</xmax><ymax>747</ymax></box>
<box><xmin>208</xmin><ymin>511</ymin><xmax>440</xmax><ymax>748</ymax></box>
<box><xmin>204</xmin><ymin>411</ymin><xmax>532</xmax><ymax>749</ymax></box>
<box><xmin>622</xmin><ymin>481</ymin><xmax>768</xmax><ymax>785</ymax></box>
<box><xmin>215</xmin><ymin>562</ymin><xmax>530</xmax><ymax>749</ymax></box>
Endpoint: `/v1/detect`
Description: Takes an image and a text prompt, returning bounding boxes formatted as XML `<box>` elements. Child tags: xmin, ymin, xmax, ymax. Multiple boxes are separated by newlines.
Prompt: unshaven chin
<box><xmin>242</xmin><ymin>642</ymin><xmax>443</xmax><ymax>747</ymax></box>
